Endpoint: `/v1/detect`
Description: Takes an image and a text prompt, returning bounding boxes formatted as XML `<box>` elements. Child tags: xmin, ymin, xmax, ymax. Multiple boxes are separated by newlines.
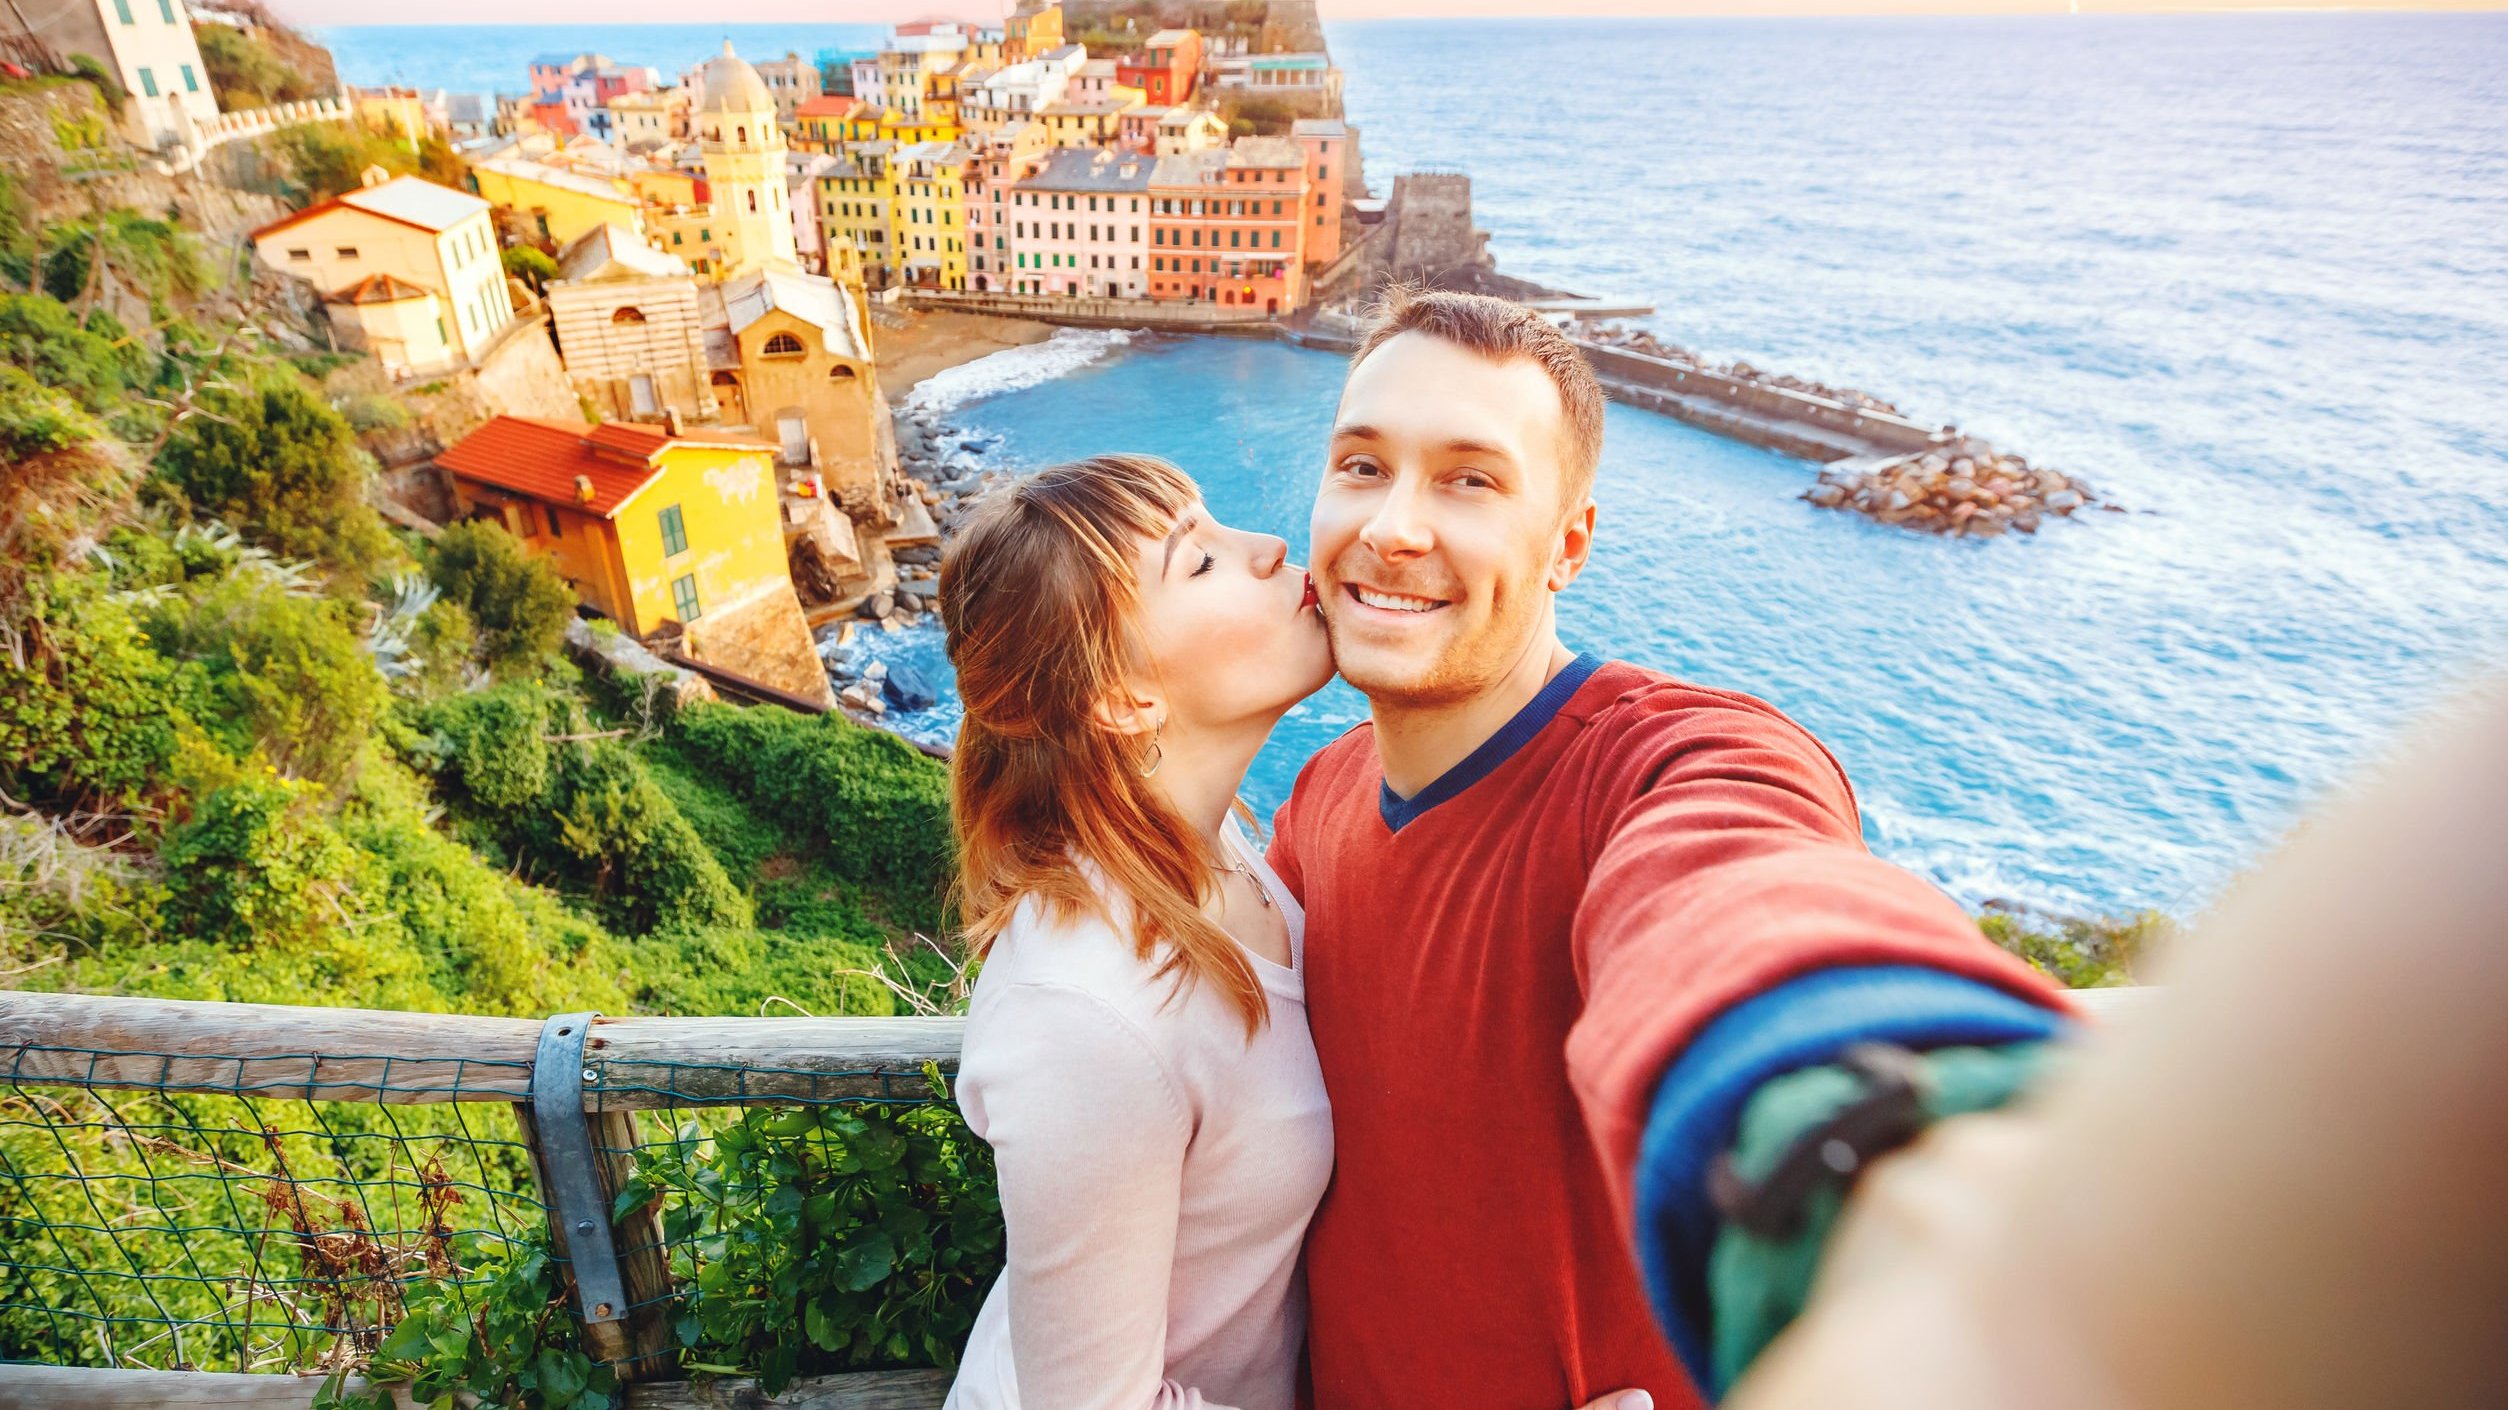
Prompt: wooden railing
<box><xmin>0</xmin><ymin>986</ymin><xmax>2147</xmax><ymax>1406</ymax></box>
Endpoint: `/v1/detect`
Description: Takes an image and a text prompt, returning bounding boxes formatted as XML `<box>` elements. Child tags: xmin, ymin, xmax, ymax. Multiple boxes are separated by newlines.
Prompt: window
<box><xmin>671</xmin><ymin>573</ymin><xmax>701</xmax><ymax>622</ymax></box>
<box><xmin>747</xmin><ymin>190</ymin><xmax>758</xmax><ymax>213</ymax></box>
<box><xmin>286</xmin><ymin>247</ymin><xmax>310</xmax><ymax>262</ymax></box>
<box><xmin>658</xmin><ymin>505</ymin><xmax>689</xmax><ymax>556</ymax></box>
<box><xmin>180</xmin><ymin>64</ymin><xmax>197</xmax><ymax>92</ymax></box>
<box><xmin>156</xmin><ymin>0</ymin><xmax>173</xmax><ymax>19</ymax></box>
<box><xmin>1272</xmin><ymin>230</ymin><xmax>1282</xmax><ymax>248</ymax></box>
<box><xmin>699</xmin><ymin>229</ymin><xmax>710</xmax><ymax>242</ymax></box>
<box><xmin>761</xmin><ymin>332</ymin><xmax>806</xmax><ymax>357</ymax></box>
<box><xmin>112</xmin><ymin>0</ymin><xmax>131</xmax><ymax>21</ymax></box>
<box><xmin>543</xmin><ymin>505</ymin><xmax>562</xmax><ymax>537</ymax></box>
<box><xmin>137</xmin><ymin>68</ymin><xmax>157</xmax><ymax>97</ymax></box>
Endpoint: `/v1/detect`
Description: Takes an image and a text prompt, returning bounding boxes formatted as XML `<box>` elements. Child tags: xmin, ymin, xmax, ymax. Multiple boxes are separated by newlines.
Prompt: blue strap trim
<box><xmin>1378</xmin><ymin>652</ymin><xmax>1602</xmax><ymax>833</ymax></box>
<box><xmin>1631</xmin><ymin>966</ymin><xmax>2072</xmax><ymax>1391</ymax></box>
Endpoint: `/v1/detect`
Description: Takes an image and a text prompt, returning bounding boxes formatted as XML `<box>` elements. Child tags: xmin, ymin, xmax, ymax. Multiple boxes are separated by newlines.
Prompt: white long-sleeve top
<box><xmin>944</xmin><ymin>819</ymin><xmax>1333</xmax><ymax>1410</ymax></box>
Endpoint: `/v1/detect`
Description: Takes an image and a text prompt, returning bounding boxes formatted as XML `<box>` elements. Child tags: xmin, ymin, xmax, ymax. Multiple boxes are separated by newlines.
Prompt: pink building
<box><xmin>1005</xmin><ymin>146</ymin><xmax>1151</xmax><ymax>298</ymax></box>
<box><xmin>1292</xmin><ymin>117</ymin><xmax>1347</xmax><ymax>268</ymax></box>
<box><xmin>966</xmin><ymin>124</ymin><xmax>1049</xmax><ymax>294</ymax></box>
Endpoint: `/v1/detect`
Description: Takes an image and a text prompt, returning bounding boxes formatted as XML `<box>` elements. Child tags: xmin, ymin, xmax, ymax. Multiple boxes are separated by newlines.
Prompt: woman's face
<box><xmin>1127</xmin><ymin>501</ymin><xmax>1334</xmax><ymax>736</ymax></box>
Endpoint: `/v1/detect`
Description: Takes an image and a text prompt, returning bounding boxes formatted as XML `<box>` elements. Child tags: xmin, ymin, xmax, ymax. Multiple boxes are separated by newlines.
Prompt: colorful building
<box><xmin>1292</xmin><ymin>117</ymin><xmax>1347</xmax><ymax>268</ymax></box>
<box><xmin>692</xmin><ymin>43</ymin><xmax>801</xmax><ymax>278</ymax></box>
<box><xmin>1115</xmin><ymin>29</ymin><xmax>1201</xmax><ymax>108</ymax></box>
<box><xmin>890</xmin><ymin>141</ymin><xmax>973</xmax><ymax>291</ymax></box>
<box><xmin>250</xmin><ymin>171</ymin><xmax>514</xmax><ymax>377</ymax></box>
<box><xmin>469</xmin><ymin>155</ymin><xmax>647</xmax><ymax>248</ymax></box>
<box><xmin>435</xmin><ymin>416</ymin><xmax>834</xmax><ymax>706</ymax></box>
<box><xmin>14</xmin><ymin>0</ymin><xmax>220</xmax><ymax>152</ymax></box>
<box><xmin>1147</xmin><ymin>137</ymin><xmax>1308</xmax><ymax>313</ymax></box>
<box><xmin>749</xmin><ymin>51</ymin><xmax>822</xmax><ymax>124</ymax></box>
<box><xmin>964</xmin><ymin>121</ymin><xmax>1049</xmax><ymax>293</ymax></box>
<box><xmin>352</xmin><ymin>86</ymin><xmax>435</xmax><ymax>144</ymax></box>
<box><xmin>1003</xmin><ymin>0</ymin><xmax>1064</xmax><ymax>63</ymax></box>
<box><xmin>1156</xmin><ymin>107</ymin><xmax>1228</xmax><ymax>156</ymax></box>
<box><xmin>815</xmin><ymin>150</ymin><xmax>894</xmax><ymax>286</ymax></box>
<box><xmin>1038</xmin><ymin>97</ymin><xmax>1139</xmax><ymax>149</ymax></box>
<box><xmin>607</xmin><ymin>88</ymin><xmax>689</xmax><ymax>148</ymax></box>
<box><xmin>1006</xmin><ymin>146</ymin><xmax>1150</xmax><ymax>298</ymax></box>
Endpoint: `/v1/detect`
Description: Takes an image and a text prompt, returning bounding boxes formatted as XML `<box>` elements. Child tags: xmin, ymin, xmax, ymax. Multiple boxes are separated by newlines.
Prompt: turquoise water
<box><xmin>328</xmin><ymin>15</ymin><xmax>2508</xmax><ymax>918</ymax></box>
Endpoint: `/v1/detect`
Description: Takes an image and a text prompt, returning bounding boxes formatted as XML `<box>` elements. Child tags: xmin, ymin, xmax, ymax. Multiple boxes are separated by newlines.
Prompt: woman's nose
<box><xmin>1252</xmin><ymin>533</ymin><xmax>1289</xmax><ymax>576</ymax></box>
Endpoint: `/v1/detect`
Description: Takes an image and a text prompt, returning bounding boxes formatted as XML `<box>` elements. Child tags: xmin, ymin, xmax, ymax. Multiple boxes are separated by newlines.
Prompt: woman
<box><xmin>938</xmin><ymin>455</ymin><xmax>1336</xmax><ymax>1410</ymax></box>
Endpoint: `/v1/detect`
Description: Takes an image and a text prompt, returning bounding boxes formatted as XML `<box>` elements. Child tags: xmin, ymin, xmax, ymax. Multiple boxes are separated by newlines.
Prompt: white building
<box><xmin>7</xmin><ymin>0</ymin><xmax>220</xmax><ymax>152</ymax></box>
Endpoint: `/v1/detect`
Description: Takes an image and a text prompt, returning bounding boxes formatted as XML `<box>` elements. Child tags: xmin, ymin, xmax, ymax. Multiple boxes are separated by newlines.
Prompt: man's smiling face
<box><xmin>1311</xmin><ymin>330</ymin><xmax>1588</xmax><ymax>708</ymax></box>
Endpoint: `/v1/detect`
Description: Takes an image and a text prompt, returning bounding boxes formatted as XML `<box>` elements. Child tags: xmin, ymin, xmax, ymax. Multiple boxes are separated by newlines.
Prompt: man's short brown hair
<box><xmin>1348</xmin><ymin>284</ymin><xmax>1606</xmax><ymax>508</ymax></box>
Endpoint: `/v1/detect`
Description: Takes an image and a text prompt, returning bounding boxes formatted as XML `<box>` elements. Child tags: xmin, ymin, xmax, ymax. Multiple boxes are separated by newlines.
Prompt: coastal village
<box><xmin>0</xmin><ymin>0</ymin><xmax>2110</xmax><ymax>737</ymax></box>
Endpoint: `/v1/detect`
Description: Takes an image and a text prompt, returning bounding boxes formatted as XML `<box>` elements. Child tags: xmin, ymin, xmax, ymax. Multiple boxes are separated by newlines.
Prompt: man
<box><xmin>1267</xmin><ymin>289</ymin><xmax>2071</xmax><ymax>1408</ymax></box>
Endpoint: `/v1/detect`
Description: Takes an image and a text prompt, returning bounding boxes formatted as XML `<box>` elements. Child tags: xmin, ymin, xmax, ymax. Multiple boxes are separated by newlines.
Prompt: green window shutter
<box><xmin>138</xmin><ymin>68</ymin><xmax>157</xmax><ymax>97</ymax></box>
<box><xmin>672</xmin><ymin>573</ymin><xmax>702</xmax><ymax>621</ymax></box>
<box><xmin>181</xmin><ymin>65</ymin><xmax>197</xmax><ymax>92</ymax></box>
<box><xmin>156</xmin><ymin>0</ymin><xmax>174</xmax><ymax>20</ymax></box>
<box><xmin>659</xmin><ymin>505</ymin><xmax>688</xmax><ymax>556</ymax></box>
<box><xmin>113</xmin><ymin>0</ymin><xmax>132</xmax><ymax>22</ymax></box>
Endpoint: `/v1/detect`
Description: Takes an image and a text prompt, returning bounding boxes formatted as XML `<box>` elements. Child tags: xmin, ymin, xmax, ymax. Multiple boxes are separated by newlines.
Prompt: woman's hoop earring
<box><xmin>1140</xmin><ymin>716</ymin><xmax>1164</xmax><ymax>777</ymax></box>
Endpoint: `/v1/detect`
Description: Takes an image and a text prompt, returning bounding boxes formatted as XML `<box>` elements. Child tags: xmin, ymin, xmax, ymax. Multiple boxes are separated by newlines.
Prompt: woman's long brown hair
<box><xmin>938</xmin><ymin>454</ymin><xmax>1267</xmax><ymax>1034</ymax></box>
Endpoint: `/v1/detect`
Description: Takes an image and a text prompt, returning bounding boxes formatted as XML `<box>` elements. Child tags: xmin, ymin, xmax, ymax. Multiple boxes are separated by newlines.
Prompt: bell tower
<box><xmin>696</xmin><ymin>42</ymin><xmax>799</xmax><ymax>276</ymax></box>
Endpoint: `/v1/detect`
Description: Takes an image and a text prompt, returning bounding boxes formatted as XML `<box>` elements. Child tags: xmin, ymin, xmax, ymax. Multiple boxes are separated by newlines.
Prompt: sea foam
<box><xmin>901</xmin><ymin>328</ymin><xmax>1136</xmax><ymax>418</ymax></box>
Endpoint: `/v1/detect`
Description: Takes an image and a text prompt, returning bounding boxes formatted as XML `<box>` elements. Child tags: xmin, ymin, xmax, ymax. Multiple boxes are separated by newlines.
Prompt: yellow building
<box><xmin>693</xmin><ymin>43</ymin><xmax>800</xmax><ymax>278</ymax></box>
<box><xmin>468</xmin><ymin>154</ymin><xmax>647</xmax><ymax>248</ymax></box>
<box><xmin>435</xmin><ymin>415</ymin><xmax>834</xmax><ymax>706</ymax></box>
<box><xmin>645</xmin><ymin>205</ymin><xmax>732</xmax><ymax>279</ymax></box>
<box><xmin>353</xmin><ymin>86</ymin><xmax>434</xmax><ymax>144</ymax></box>
<box><xmin>250</xmin><ymin>170</ymin><xmax>512</xmax><ymax>379</ymax></box>
<box><xmin>889</xmin><ymin>141</ymin><xmax>970</xmax><ymax>290</ymax></box>
<box><xmin>1004</xmin><ymin>0</ymin><xmax>1064</xmax><ymax>62</ymax></box>
<box><xmin>1039</xmin><ymin>96</ymin><xmax>1142</xmax><ymax>149</ymax></box>
<box><xmin>816</xmin><ymin>150</ymin><xmax>894</xmax><ymax>284</ymax></box>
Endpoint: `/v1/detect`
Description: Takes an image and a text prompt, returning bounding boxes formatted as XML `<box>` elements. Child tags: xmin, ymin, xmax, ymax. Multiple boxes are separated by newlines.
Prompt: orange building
<box><xmin>1145</xmin><ymin>137</ymin><xmax>1307</xmax><ymax>313</ymax></box>
<box><xmin>1115</xmin><ymin>29</ymin><xmax>1201</xmax><ymax>108</ymax></box>
<box><xmin>1292</xmin><ymin>118</ymin><xmax>1347</xmax><ymax>268</ymax></box>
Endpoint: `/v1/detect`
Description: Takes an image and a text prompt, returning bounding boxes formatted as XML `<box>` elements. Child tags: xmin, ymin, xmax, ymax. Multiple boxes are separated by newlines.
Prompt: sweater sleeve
<box><xmin>959</xmin><ymin>981</ymin><xmax>1235</xmax><ymax>1410</ymax></box>
<box><xmin>1561</xmin><ymin>693</ymin><xmax>2072</xmax><ymax>1238</ymax></box>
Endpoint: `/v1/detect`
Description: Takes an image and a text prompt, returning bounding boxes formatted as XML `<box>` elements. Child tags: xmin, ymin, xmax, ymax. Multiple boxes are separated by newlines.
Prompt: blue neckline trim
<box><xmin>1378</xmin><ymin>652</ymin><xmax>1602</xmax><ymax>833</ymax></box>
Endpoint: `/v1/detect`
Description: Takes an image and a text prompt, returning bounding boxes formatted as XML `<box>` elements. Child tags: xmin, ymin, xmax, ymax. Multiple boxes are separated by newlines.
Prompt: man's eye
<box><xmin>1341</xmin><ymin>457</ymin><xmax>1382</xmax><ymax>478</ymax></box>
<box><xmin>1189</xmin><ymin>552</ymin><xmax>1214</xmax><ymax>578</ymax></box>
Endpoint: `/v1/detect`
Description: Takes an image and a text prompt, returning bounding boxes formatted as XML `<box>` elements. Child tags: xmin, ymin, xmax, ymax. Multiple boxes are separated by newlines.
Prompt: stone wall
<box><xmin>1576</xmin><ymin>340</ymin><xmax>1942</xmax><ymax>459</ymax></box>
<box><xmin>1383</xmin><ymin>172</ymin><xmax>1485</xmax><ymax>283</ymax></box>
<box><xmin>684</xmin><ymin>581</ymin><xmax>835</xmax><ymax>709</ymax></box>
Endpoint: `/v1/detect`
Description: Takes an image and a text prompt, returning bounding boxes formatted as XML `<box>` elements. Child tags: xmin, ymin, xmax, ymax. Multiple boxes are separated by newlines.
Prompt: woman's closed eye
<box><xmin>1189</xmin><ymin>551</ymin><xmax>1215</xmax><ymax>578</ymax></box>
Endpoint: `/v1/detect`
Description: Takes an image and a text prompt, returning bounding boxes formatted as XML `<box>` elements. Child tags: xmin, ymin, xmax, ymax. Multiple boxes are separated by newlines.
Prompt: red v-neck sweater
<box><xmin>1268</xmin><ymin>659</ymin><xmax>2064</xmax><ymax>1410</ymax></box>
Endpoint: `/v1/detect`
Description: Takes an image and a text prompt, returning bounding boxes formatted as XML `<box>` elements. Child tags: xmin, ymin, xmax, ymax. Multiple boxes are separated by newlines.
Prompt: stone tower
<box><xmin>696</xmin><ymin>42</ymin><xmax>799</xmax><ymax>277</ymax></box>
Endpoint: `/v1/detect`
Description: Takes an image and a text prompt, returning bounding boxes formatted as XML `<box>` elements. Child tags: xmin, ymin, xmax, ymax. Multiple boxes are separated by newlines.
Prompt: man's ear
<box><xmin>1550</xmin><ymin>498</ymin><xmax>1597</xmax><ymax>592</ymax></box>
<box><xmin>1086</xmin><ymin>684</ymin><xmax>1166</xmax><ymax>740</ymax></box>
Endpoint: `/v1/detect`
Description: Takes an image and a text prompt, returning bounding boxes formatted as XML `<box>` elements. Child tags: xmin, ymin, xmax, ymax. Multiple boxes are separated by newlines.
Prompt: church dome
<box><xmin>697</xmin><ymin>42</ymin><xmax>774</xmax><ymax>116</ymax></box>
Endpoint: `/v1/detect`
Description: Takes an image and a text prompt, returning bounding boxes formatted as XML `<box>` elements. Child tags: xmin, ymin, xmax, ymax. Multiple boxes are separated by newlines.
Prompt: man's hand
<box><xmin>1572</xmin><ymin>1391</ymin><xmax>1654</xmax><ymax>1410</ymax></box>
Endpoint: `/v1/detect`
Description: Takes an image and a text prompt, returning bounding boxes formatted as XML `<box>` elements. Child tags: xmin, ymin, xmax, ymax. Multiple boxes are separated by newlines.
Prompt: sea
<box><xmin>321</xmin><ymin>13</ymin><xmax>2508</xmax><ymax>920</ymax></box>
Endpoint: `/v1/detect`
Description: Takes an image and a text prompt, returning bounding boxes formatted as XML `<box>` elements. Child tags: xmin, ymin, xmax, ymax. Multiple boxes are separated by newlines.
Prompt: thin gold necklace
<box><xmin>1215</xmin><ymin>857</ymin><xmax>1274</xmax><ymax>909</ymax></box>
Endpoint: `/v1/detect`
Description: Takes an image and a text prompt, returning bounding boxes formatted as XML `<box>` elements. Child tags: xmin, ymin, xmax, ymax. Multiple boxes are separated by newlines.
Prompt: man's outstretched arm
<box><xmin>1561</xmin><ymin>695</ymin><xmax>2072</xmax><ymax>1390</ymax></box>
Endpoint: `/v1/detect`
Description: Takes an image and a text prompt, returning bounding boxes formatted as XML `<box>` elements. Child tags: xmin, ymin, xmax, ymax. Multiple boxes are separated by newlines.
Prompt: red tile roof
<box><xmin>437</xmin><ymin>416</ymin><xmax>666</xmax><ymax>517</ymax></box>
<box><xmin>437</xmin><ymin>416</ymin><xmax>780</xmax><ymax>519</ymax></box>
<box><xmin>796</xmin><ymin>95</ymin><xmax>853</xmax><ymax>118</ymax></box>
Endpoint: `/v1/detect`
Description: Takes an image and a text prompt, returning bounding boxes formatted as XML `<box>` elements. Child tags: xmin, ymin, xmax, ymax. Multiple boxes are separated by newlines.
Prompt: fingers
<box><xmin>1573</xmin><ymin>1390</ymin><xmax>1654</xmax><ymax>1410</ymax></box>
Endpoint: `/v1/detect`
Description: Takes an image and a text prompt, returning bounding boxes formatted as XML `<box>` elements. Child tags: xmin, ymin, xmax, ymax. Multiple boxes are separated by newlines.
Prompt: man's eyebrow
<box><xmin>1329</xmin><ymin>423</ymin><xmax>1383</xmax><ymax>442</ymax></box>
<box><xmin>1443</xmin><ymin>438</ymin><xmax>1511</xmax><ymax>459</ymax></box>
<box><xmin>1161</xmin><ymin>511</ymin><xmax>1198</xmax><ymax>575</ymax></box>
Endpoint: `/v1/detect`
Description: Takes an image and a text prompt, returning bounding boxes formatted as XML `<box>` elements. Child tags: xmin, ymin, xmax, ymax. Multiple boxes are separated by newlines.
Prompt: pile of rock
<box><xmin>1584</xmin><ymin>324</ymin><xmax>1905</xmax><ymax>416</ymax></box>
<box><xmin>1801</xmin><ymin>441</ymin><xmax>2109</xmax><ymax>538</ymax></box>
<box><xmin>822</xmin><ymin>641</ymin><xmax>943</xmax><ymax>718</ymax></box>
<box><xmin>894</xmin><ymin>408</ymin><xmax>1010</xmax><ymax>543</ymax></box>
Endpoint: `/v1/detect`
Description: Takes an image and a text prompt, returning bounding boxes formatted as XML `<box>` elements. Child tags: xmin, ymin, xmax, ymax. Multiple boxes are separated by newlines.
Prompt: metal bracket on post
<box><xmin>532</xmin><ymin>1011</ymin><xmax>628</xmax><ymax>1327</ymax></box>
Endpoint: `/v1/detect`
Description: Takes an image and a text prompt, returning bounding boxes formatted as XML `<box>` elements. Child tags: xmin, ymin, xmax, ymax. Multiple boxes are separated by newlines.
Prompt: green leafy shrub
<box><xmin>160</xmin><ymin>775</ymin><xmax>358</xmax><ymax>948</ymax></box>
<box><xmin>669</xmin><ymin>706</ymin><xmax>952</xmax><ymax>928</ymax></box>
<box><xmin>146</xmin><ymin>573</ymin><xmax>389</xmax><ymax>791</ymax></box>
<box><xmin>623</xmin><ymin>1088</ymin><xmax>1003</xmax><ymax>1390</ymax></box>
<box><xmin>154</xmin><ymin>376</ymin><xmax>395</xmax><ymax>576</ymax></box>
<box><xmin>426</xmin><ymin>681</ymin><xmax>555</xmax><ymax>811</ymax></box>
<box><xmin>195</xmin><ymin>22</ymin><xmax>326</xmax><ymax>112</ymax></box>
<box><xmin>543</xmin><ymin>742</ymin><xmax>752</xmax><ymax>936</ymax></box>
<box><xmin>322</xmin><ymin>1233</ymin><xmax>616</xmax><ymax>1410</ymax></box>
<box><xmin>338</xmin><ymin>391</ymin><xmax>411</xmax><ymax>433</ymax></box>
<box><xmin>63</xmin><ymin>53</ymin><xmax>124</xmax><ymax>109</ymax></box>
<box><xmin>0</xmin><ymin>364</ymin><xmax>105</xmax><ymax>461</ymax></box>
<box><xmin>0</xmin><ymin>589</ymin><xmax>182</xmax><ymax>810</ymax></box>
<box><xmin>0</xmin><ymin>294</ymin><xmax>150</xmax><ymax>414</ymax></box>
<box><xmin>1978</xmin><ymin>903</ymin><xmax>2166</xmax><ymax>989</ymax></box>
<box><xmin>502</xmin><ymin>245</ymin><xmax>558</xmax><ymax>293</ymax></box>
<box><xmin>427</xmin><ymin>519</ymin><xmax>574</xmax><ymax>678</ymax></box>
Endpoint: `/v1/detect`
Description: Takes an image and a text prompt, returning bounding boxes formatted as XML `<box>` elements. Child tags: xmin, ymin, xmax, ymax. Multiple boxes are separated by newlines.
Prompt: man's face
<box><xmin>1311</xmin><ymin>331</ymin><xmax>1593</xmax><ymax>708</ymax></box>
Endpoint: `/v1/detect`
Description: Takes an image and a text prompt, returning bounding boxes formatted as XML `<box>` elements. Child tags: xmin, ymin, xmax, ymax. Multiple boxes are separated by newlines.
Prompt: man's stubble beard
<box><xmin>1322</xmin><ymin>573</ymin><xmax>1550</xmax><ymax>713</ymax></box>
